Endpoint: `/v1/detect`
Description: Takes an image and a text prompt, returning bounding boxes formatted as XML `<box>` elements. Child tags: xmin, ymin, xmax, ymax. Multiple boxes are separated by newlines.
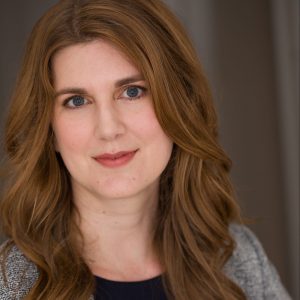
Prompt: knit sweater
<box><xmin>0</xmin><ymin>225</ymin><xmax>291</xmax><ymax>299</ymax></box>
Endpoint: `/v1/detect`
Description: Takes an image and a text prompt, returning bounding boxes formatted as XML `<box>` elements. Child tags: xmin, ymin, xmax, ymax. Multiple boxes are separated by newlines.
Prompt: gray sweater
<box><xmin>0</xmin><ymin>225</ymin><xmax>291</xmax><ymax>299</ymax></box>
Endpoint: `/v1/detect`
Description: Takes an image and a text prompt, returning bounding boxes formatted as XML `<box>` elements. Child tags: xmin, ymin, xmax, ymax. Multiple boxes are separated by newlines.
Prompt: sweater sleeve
<box><xmin>0</xmin><ymin>242</ymin><xmax>39</xmax><ymax>300</ymax></box>
<box><xmin>224</xmin><ymin>224</ymin><xmax>292</xmax><ymax>300</ymax></box>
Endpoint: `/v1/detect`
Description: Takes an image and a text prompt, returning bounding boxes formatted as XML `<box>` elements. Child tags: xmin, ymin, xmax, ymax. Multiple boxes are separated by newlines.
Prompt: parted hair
<box><xmin>0</xmin><ymin>0</ymin><xmax>246</xmax><ymax>299</ymax></box>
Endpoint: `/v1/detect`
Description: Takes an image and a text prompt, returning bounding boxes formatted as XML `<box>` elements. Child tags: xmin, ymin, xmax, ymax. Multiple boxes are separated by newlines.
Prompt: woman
<box><xmin>0</xmin><ymin>0</ymin><xmax>291</xmax><ymax>299</ymax></box>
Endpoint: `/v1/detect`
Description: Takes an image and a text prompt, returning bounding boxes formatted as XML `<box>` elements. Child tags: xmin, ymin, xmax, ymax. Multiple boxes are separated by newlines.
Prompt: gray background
<box><xmin>0</xmin><ymin>1</ymin><xmax>298</xmax><ymax>299</ymax></box>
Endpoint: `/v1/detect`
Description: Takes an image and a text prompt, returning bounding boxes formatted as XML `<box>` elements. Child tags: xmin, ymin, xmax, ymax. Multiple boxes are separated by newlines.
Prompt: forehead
<box><xmin>51</xmin><ymin>40</ymin><xmax>141</xmax><ymax>87</ymax></box>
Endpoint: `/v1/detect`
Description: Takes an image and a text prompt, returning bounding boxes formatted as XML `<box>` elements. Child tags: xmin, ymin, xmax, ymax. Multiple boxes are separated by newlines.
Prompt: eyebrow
<box><xmin>54</xmin><ymin>74</ymin><xmax>145</xmax><ymax>97</ymax></box>
<box><xmin>115</xmin><ymin>74</ymin><xmax>144</xmax><ymax>87</ymax></box>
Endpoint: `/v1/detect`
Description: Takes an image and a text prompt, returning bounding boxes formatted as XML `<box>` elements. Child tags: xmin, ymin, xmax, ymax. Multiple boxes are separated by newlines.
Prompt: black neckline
<box><xmin>94</xmin><ymin>274</ymin><xmax>162</xmax><ymax>285</ymax></box>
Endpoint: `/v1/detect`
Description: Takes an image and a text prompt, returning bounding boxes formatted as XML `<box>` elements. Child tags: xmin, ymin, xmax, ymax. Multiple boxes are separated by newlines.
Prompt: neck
<box><xmin>72</xmin><ymin>185</ymin><xmax>162</xmax><ymax>281</ymax></box>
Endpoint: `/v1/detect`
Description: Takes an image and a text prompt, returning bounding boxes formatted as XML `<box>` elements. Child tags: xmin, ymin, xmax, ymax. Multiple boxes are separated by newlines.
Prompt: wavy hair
<box><xmin>0</xmin><ymin>0</ymin><xmax>245</xmax><ymax>299</ymax></box>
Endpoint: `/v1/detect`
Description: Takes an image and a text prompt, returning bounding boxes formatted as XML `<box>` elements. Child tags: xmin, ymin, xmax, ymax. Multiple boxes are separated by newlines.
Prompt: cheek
<box><xmin>129</xmin><ymin>104</ymin><xmax>162</xmax><ymax>136</ymax></box>
<box><xmin>52</xmin><ymin>115</ymin><xmax>91</xmax><ymax>153</ymax></box>
<box><xmin>130</xmin><ymin>106</ymin><xmax>173</xmax><ymax>155</ymax></box>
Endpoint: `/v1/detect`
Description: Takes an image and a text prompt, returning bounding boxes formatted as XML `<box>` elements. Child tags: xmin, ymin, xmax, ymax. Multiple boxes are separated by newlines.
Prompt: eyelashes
<box><xmin>120</xmin><ymin>86</ymin><xmax>146</xmax><ymax>100</ymax></box>
<box><xmin>62</xmin><ymin>85</ymin><xmax>148</xmax><ymax>109</ymax></box>
<box><xmin>63</xmin><ymin>95</ymin><xmax>89</xmax><ymax>108</ymax></box>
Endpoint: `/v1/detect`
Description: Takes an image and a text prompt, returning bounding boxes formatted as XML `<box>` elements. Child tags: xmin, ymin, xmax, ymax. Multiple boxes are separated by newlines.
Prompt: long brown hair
<box><xmin>0</xmin><ymin>0</ymin><xmax>245</xmax><ymax>299</ymax></box>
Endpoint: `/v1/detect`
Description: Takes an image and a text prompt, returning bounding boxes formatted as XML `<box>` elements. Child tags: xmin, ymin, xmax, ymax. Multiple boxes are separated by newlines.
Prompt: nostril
<box><xmin>94</xmin><ymin>111</ymin><xmax>126</xmax><ymax>141</ymax></box>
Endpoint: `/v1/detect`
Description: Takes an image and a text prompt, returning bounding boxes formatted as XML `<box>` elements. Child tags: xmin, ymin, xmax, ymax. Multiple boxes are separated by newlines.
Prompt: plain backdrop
<box><xmin>0</xmin><ymin>1</ymin><xmax>299</xmax><ymax>299</ymax></box>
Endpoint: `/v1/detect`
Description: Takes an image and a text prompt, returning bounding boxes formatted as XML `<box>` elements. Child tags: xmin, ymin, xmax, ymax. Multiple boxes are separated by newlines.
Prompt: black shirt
<box><xmin>94</xmin><ymin>275</ymin><xmax>168</xmax><ymax>300</ymax></box>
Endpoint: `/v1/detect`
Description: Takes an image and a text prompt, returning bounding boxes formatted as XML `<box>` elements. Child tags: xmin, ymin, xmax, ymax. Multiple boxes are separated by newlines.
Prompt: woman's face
<box><xmin>51</xmin><ymin>40</ymin><xmax>173</xmax><ymax>203</ymax></box>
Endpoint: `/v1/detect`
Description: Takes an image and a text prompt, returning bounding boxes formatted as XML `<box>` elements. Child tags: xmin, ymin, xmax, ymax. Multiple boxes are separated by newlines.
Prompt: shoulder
<box><xmin>0</xmin><ymin>240</ymin><xmax>39</xmax><ymax>300</ymax></box>
<box><xmin>224</xmin><ymin>224</ymin><xmax>291</xmax><ymax>300</ymax></box>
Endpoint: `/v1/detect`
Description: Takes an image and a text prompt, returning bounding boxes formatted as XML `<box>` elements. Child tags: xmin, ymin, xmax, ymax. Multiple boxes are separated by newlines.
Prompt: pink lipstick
<box><xmin>94</xmin><ymin>150</ymin><xmax>138</xmax><ymax>168</ymax></box>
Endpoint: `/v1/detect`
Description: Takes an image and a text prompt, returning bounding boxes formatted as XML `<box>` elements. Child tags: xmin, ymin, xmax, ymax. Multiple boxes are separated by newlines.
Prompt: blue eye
<box><xmin>64</xmin><ymin>95</ymin><xmax>88</xmax><ymax>108</ymax></box>
<box><xmin>126</xmin><ymin>87</ymin><xmax>139</xmax><ymax>98</ymax></box>
<box><xmin>122</xmin><ymin>86</ymin><xmax>146</xmax><ymax>100</ymax></box>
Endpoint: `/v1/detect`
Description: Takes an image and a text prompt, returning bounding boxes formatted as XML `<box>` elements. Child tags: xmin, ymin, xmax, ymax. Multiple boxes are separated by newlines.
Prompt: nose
<box><xmin>94</xmin><ymin>102</ymin><xmax>126</xmax><ymax>141</ymax></box>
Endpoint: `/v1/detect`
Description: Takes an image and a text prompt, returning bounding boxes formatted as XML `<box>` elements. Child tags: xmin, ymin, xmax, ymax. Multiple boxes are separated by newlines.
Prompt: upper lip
<box><xmin>94</xmin><ymin>150</ymin><xmax>138</xmax><ymax>160</ymax></box>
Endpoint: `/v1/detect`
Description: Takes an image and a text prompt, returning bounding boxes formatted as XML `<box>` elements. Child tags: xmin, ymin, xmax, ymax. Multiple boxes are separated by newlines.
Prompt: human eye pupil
<box><xmin>72</xmin><ymin>96</ymin><xmax>85</xmax><ymax>106</ymax></box>
<box><xmin>126</xmin><ymin>87</ymin><xmax>139</xmax><ymax>98</ymax></box>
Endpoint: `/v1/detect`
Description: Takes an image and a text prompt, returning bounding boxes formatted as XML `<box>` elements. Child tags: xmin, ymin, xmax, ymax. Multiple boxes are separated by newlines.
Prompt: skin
<box><xmin>51</xmin><ymin>40</ymin><xmax>173</xmax><ymax>280</ymax></box>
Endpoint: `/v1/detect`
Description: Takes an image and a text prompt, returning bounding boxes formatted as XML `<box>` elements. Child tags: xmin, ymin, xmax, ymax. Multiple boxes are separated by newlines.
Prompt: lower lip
<box><xmin>94</xmin><ymin>150</ymin><xmax>137</xmax><ymax>168</ymax></box>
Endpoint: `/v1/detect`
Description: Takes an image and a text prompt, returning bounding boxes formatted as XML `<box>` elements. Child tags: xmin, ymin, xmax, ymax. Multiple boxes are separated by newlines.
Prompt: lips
<box><xmin>94</xmin><ymin>150</ymin><xmax>138</xmax><ymax>168</ymax></box>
